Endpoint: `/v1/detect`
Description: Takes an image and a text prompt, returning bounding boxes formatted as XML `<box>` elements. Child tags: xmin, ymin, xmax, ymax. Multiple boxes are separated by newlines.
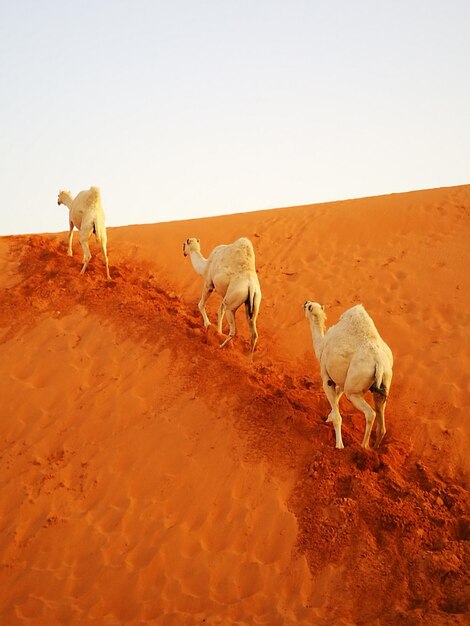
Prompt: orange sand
<box><xmin>0</xmin><ymin>184</ymin><xmax>469</xmax><ymax>625</ymax></box>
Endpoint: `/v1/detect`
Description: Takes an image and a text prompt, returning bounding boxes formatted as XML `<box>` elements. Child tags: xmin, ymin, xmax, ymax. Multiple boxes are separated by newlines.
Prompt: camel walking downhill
<box><xmin>304</xmin><ymin>301</ymin><xmax>393</xmax><ymax>449</ymax></box>
<box><xmin>183</xmin><ymin>237</ymin><xmax>261</xmax><ymax>354</ymax></box>
<box><xmin>57</xmin><ymin>186</ymin><xmax>111</xmax><ymax>279</ymax></box>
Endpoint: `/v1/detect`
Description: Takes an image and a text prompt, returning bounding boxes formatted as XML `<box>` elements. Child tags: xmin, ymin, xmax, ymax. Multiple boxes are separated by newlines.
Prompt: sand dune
<box><xmin>0</xmin><ymin>184</ymin><xmax>469</xmax><ymax>624</ymax></box>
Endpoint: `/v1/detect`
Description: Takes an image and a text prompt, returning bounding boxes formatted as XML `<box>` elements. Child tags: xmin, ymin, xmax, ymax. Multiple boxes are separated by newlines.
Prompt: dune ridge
<box><xmin>0</xmin><ymin>184</ymin><xmax>469</xmax><ymax>624</ymax></box>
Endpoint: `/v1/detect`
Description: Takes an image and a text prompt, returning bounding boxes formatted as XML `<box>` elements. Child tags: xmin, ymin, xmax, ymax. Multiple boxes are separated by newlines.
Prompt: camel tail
<box><xmin>245</xmin><ymin>280</ymin><xmax>260</xmax><ymax>319</ymax></box>
<box><xmin>370</xmin><ymin>361</ymin><xmax>388</xmax><ymax>397</ymax></box>
<box><xmin>88</xmin><ymin>188</ymin><xmax>105</xmax><ymax>242</ymax></box>
<box><xmin>93</xmin><ymin>219</ymin><xmax>105</xmax><ymax>243</ymax></box>
<box><xmin>93</xmin><ymin>220</ymin><xmax>103</xmax><ymax>242</ymax></box>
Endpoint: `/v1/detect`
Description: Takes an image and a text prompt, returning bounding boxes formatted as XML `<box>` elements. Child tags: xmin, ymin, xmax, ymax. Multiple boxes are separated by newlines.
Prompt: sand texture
<box><xmin>0</xmin><ymin>184</ymin><xmax>469</xmax><ymax>625</ymax></box>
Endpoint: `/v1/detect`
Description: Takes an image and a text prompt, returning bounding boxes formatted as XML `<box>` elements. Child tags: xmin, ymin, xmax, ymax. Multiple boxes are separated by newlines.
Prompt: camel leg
<box><xmin>68</xmin><ymin>223</ymin><xmax>74</xmax><ymax>256</ymax></box>
<box><xmin>98</xmin><ymin>239</ymin><xmax>110</xmax><ymax>279</ymax></box>
<box><xmin>198</xmin><ymin>284</ymin><xmax>213</xmax><ymax>328</ymax></box>
<box><xmin>346</xmin><ymin>392</ymin><xmax>376</xmax><ymax>448</ymax></box>
<box><xmin>217</xmin><ymin>301</ymin><xmax>225</xmax><ymax>334</ymax></box>
<box><xmin>219</xmin><ymin>309</ymin><xmax>236</xmax><ymax>348</ymax></box>
<box><xmin>373</xmin><ymin>392</ymin><xmax>387</xmax><ymax>449</ymax></box>
<box><xmin>79</xmin><ymin>235</ymin><xmax>92</xmax><ymax>275</ymax></box>
<box><xmin>245</xmin><ymin>303</ymin><xmax>258</xmax><ymax>354</ymax></box>
<box><xmin>104</xmin><ymin>254</ymin><xmax>111</xmax><ymax>280</ymax></box>
<box><xmin>322</xmin><ymin>379</ymin><xmax>344</xmax><ymax>449</ymax></box>
<box><xmin>98</xmin><ymin>234</ymin><xmax>111</xmax><ymax>280</ymax></box>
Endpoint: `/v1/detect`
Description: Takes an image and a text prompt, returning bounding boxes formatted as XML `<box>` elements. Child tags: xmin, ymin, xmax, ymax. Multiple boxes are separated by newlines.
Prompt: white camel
<box><xmin>183</xmin><ymin>237</ymin><xmax>262</xmax><ymax>353</ymax></box>
<box><xmin>304</xmin><ymin>301</ymin><xmax>393</xmax><ymax>449</ymax></box>
<box><xmin>57</xmin><ymin>186</ymin><xmax>111</xmax><ymax>279</ymax></box>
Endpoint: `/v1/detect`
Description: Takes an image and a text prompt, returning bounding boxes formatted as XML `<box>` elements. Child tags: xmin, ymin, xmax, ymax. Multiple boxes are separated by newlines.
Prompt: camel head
<box><xmin>304</xmin><ymin>301</ymin><xmax>327</xmax><ymax>331</ymax></box>
<box><xmin>183</xmin><ymin>237</ymin><xmax>200</xmax><ymax>257</ymax></box>
<box><xmin>57</xmin><ymin>190</ymin><xmax>71</xmax><ymax>207</ymax></box>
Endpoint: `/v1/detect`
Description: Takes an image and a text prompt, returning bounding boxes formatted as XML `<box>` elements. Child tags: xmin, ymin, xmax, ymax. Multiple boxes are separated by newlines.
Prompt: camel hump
<box><xmin>212</xmin><ymin>237</ymin><xmax>255</xmax><ymax>273</ymax></box>
<box><xmin>233</xmin><ymin>237</ymin><xmax>254</xmax><ymax>254</ymax></box>
<box><xmin>339</xmin><ymin>304</ymin><xmax>381</xmax><ymax>339</ymax></box>
<box><xmin>88</xmin><ymin>186</ymin><xmax>101</xmax><ymax>202</ymax></box>
<box><xmin>233</xmin><ymin>238</ymin><xmax>256</xmax><ymax>266</ymax></box>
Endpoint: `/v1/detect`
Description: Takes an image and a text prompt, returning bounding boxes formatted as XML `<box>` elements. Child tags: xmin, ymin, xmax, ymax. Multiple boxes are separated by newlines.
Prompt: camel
<box><xmin>304</xmin><ymin>301</ymin><xmax>393</xmax><ymax>449</ymax></box>
<box><xmin>57</xmin><ymin>186</ymin><xmax>111</xmax><ymax>279</ymax></box>
<box><xmin>183</xmin><ymin>237</ymin><xmax>261</xmax><ymax>353</ymax></box>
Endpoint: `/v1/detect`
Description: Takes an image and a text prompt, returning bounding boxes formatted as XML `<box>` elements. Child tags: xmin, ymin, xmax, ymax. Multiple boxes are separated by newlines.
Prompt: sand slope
<box><xmin>0</xmin><ymin>185</ymin><xmax>469</xmax><ymax>625</ymax></box>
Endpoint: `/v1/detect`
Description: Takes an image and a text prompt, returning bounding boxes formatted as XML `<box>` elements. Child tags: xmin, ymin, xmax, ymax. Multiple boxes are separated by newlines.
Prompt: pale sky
<box><xmin>1</xmin><ymin>0</ymin><xmax>469</xmax><ymax>235</ymax></box>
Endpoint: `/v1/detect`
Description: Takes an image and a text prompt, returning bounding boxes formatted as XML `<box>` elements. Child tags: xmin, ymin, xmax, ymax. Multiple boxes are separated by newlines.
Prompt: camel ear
<box><xmin>197</xmin><ymin>238</ymin><xmax>200</xmax><ymax>243</ymax></box>
<box><xmin>321</xmin><ymin>305</ymin><xmax>325</xmax><ymax>311</ymax></box>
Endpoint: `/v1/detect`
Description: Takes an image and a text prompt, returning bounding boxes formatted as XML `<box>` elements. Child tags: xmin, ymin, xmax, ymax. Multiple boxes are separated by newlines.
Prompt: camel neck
<box><xmin>62</xmin><ymin>194</ymin><xmax>74</xmax><ymax>210</ymax></box>
<box><xmin>189</xmin><ymin>250</ymin><xmax>207</xmax><ymax>276</ymax></box>
<box><xmin>308</xmin><ymin>319</ymin><xmax>324</xmax><ymax>361</ymax></box>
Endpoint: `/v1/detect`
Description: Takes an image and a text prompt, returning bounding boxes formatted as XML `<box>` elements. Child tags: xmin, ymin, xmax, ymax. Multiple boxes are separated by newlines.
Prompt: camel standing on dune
<box><xmin>57</xmin><ymin>186</ymin><xmax>110</xmax><ymax>279</ymax></box>
<box><xmin>304</xmin><ymin>301</ymin><xmax>393</xmax><ymax>449</ymax></box>
<box><xmin>183</xmin><ymin>237</ymin><xmax>261</xmax><ymax>353</ymax></box>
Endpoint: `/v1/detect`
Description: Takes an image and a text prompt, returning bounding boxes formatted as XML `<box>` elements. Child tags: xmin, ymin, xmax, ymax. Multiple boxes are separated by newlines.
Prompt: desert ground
<box><xmin>0</xmin><ymin>184</ymin><xmax>469</xmax><ymax>625</ymax></box>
